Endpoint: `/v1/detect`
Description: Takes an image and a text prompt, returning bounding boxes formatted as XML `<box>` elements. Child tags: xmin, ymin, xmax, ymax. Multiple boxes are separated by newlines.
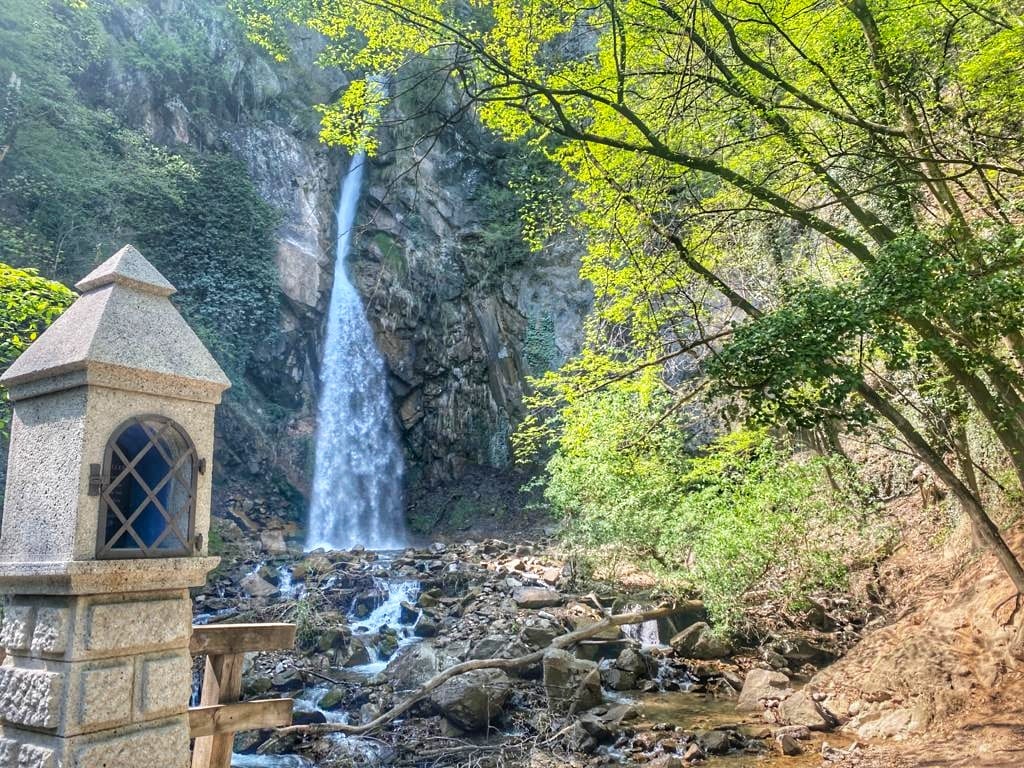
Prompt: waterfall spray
<box><xmin>306</xmin><ymin>152</ymin><xmax>407</xmax><ymax>551</ymax></box>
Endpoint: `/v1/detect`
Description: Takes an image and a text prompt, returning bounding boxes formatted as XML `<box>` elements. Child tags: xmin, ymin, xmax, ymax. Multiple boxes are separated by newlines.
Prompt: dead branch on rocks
<box><xmin>264</xmin><ymin>603</ymin><xmax>678</xmax><ymax>743</ymax></box>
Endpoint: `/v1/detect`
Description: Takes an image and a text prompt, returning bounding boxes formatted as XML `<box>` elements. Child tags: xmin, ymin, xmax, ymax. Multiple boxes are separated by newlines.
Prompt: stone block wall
<box><xmin>0</xmin><ymin>589</ymin><xmax>193</xmax><ymax>767</ymax></box>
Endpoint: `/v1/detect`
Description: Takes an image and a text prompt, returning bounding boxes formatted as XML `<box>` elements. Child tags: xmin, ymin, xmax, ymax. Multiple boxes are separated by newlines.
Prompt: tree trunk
<box><xmin>859</xmin><ymin>381</ymin><xmax>1024</xmax><ymax>593</ymax></box>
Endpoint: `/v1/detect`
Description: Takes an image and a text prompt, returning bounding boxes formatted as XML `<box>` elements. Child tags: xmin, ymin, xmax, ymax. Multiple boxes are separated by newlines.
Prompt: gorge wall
<box><xmin>0</xmin><ymin>0</ymin><xmax>589</xmax><ymax>523</ymax></box>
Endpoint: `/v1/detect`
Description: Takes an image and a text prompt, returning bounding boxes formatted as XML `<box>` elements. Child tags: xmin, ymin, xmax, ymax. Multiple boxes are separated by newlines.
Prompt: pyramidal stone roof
<box><xmin>74</xmin><ymin>244</ymin><xmax>177</xmax><ymax>296</ymax></box>
<box><xmin>1</xmin><ymin>245</ymin><xmax>231</xmax><ymax>403</ymax></box>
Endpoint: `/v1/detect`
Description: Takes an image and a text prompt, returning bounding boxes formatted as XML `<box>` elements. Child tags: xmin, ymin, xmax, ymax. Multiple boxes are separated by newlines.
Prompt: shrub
<box><xmin>541</xmin><ymin>385</ymin><xmax>878</xmax><ymax>631</ymax></box>
<box><xmin>0</xmin><ymin>263</ymin><xmax>75</xmax><ymax>433</ymax></box>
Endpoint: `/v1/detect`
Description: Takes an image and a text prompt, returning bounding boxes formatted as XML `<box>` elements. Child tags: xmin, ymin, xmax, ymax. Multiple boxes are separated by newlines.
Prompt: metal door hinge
<box><xmin>87</xmin><ymin>464</ymin><xmax>106</xmax><ymax>496</ymax></box>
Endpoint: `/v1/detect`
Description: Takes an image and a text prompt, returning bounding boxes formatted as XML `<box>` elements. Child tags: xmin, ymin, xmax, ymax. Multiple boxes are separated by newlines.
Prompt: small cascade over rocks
<box><xmin>347</xmin><ymin>576</ymin><xmax>422</xmax><ymax>676</ymax></box>
<box><xmin>307</xmin><ymin>151</ymin><xmax>406</xmax><ymax>551</ymax></box>
<box><xmin>623</xmin><ymin>609</ymin><xmax>664</xmax><ymax>647</ymax></box>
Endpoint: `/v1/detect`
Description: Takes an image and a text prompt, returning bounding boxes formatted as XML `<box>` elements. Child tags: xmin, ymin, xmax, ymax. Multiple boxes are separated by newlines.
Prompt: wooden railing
<box><xmin>190</xmin><ymin>623</ymin><xmax>297</xmax><ymax>768</ymax></box>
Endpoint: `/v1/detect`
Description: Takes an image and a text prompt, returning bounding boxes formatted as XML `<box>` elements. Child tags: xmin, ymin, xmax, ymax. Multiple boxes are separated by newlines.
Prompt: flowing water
<box><xmin>348</xmin><ymin>577</ymin><xmax>422</xmax><ymax>676</ymax></box>
<box><xmin>231</xmin><ymin>756</ymin><xmax>316</xmax><ymax>768</ymax></box>
<box><xmin>306</xmin><ymin>152</ymin><xmax>407</xmax><ymax>551</ymax></box>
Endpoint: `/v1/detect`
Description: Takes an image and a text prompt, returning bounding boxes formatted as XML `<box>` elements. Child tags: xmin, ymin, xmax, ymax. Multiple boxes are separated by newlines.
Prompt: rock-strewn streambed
<box><xmin>194</xmin><ymin>531</ymin><xmax>869</xmax><ymax>767</ymax></box>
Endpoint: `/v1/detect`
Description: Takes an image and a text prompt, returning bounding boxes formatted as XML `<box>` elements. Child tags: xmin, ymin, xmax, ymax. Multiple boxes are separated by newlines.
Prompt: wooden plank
<box><xmin>189</xmin><ymin>699</ymin><xmax>293</xmax><ymax>739</ymax></box>
<box><xmin>191</xmin><ymin>652</ymin><xmax>244</xmax><ymax>768</ymax></box>
<box><xmin>190</xmin><ymin>623</ymin><xmax>296</xmax><ymax>656</ymax></box>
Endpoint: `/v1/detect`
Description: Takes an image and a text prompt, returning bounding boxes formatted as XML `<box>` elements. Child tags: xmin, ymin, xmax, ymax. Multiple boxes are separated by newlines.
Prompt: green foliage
<box><xmin>132</xmin><ymin>153</ymin><xmax>281</xmax><ymax>375</ymax></box>
<box><xmin>0</xmin><ymin>264</ymin><xmax>74</xmax><ymax>370</ymax></box>
<box><xmin>708</xmin><ymin>228</ymin><xmax>1024</xmax><ymax>430</ymax></box>
<box><xmin>292</xmin><ymin>594</ymin><xmax>321</xmax><ymax>649</ymax></box>
<box><xmin>524</xmin><ymin>310</ymin><xmax>557</xmax><ymax>375</ymax></box>
<box><xmin>0</xmin><ymin>0</ymin><xmax>281</xmax><ymax>379</ymax></box>
<box><xmin>543</xmin><ymin>385</ymin><xmax>877</xmax><ymax>629</ymax></box>
<box><xmin>0</xmin><ymin>263</ymin><xmax>75</xmax><ymax>432</ymax></box>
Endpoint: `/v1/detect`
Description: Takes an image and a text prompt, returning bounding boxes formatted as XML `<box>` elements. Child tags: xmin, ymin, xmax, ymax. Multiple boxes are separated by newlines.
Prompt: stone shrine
<box><xmin>0</xmin><ymin>245</ymin><xmax>229</xmax><ymax>767</ymax></box>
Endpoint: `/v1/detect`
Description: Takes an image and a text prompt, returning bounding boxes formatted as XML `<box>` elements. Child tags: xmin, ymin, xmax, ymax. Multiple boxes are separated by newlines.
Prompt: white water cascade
<box><xmin>306</xmin><ymin>152</ymin><xmax>407</xmax><ymax>551</ymax></box>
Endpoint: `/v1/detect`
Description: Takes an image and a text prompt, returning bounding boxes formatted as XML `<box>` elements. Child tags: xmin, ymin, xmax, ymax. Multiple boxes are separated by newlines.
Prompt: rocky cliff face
<box><xmin>68</xmin><ymin>0</ymin><xmax>589</xmax><ymax>516</ymax></box>
<box><xmin>356</xmin><ymin>105</ymin><xmax>590</xmax><ymax>487</ymax></box>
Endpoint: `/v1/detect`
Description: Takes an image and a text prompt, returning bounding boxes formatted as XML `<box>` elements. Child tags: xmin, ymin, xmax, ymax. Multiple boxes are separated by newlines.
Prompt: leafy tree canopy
<box><xmin>234</xmin><ymin>0</ymin><xmax>1024</xmax><ymax>600</ymax></box>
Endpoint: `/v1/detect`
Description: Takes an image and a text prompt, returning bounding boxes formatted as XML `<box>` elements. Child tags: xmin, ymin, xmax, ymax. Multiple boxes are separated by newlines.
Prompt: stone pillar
<box><xmin>0</xmin><ymin>246</ymin><xmax>230</xmax><ymax>767</ymax></box>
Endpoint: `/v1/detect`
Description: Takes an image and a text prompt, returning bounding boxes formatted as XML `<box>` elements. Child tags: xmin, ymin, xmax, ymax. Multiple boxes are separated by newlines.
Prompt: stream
<box><xmin>227</xmin><ymin>560</ymin><xmax>421</xmax><ymax>767</ymax></box>
<box><xmin>197</xmin><ymin>543</ymin><xmax>847</xmax><ymax>768</ymax></box>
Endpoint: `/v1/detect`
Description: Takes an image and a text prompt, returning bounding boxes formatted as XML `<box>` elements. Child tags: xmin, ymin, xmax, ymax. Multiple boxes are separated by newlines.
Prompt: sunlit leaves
<box><xmin>0</xmin><ymin>264</ymin><xmax>75</xmax><ymax>434</ymax></box>
<box><xmin>542</xmin><ymin>393</ymin><xmax>871</xmax><ymax>629</ymax></box>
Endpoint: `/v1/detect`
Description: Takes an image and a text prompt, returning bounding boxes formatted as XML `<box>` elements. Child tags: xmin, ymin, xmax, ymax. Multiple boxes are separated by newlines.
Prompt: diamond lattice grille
<box><xmin>97</xmin><ymin>416</ymin><xmax>196</xmax><ymax>558</ymax></box>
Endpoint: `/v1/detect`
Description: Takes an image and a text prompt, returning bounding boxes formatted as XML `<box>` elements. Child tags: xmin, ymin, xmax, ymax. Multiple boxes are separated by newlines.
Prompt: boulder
<box><xmin>257</xmin><ymin>564</ymin><xmax>280</xmax><ymax>585</ymax></box>
<box><xmin>565</xmin><ymin>602</ymin><xmax>621</xmax><ymax>640</ymax></box>
<box><xmin>697</xmin><ymin>729</ymin><xmax>731</xmax><ymax>755</ymax></box>
<box><xmin>316</xmin><ymin>627</ymin><xmax>348</xmax><ymax>653</ymax></box>
<box><xmin>270</xmin><ymin>668</ymin><xmax>304</xmax><ymax>692</ymax></box>
<box><xmin>317</xmin><ymin>686</ymin><xmax>347</xmax><ymax>710</ymax></box>
<box><xmin>543</xmin><ymin>648</ymin><xmax>602</xmax><ymax>714</ymax></box>
<box><xmin>777</xmin><ymin>733</ymin><xmax>803</xmax><ymax>756</ymax></box>
<box><xmin>683</xmin><ymin>743</ymin><xmax>704</xmax><ymax>762</ymax></box>
<box><xmin>414</xmin><ymin>615</ymin><xmax>440</xmax><ymax>638</ymax></box>
<box><xmin>352</xmin><ymin>589</ymin><xmax>385</xmax><ymax>618</ymax></box>
<box><xmin>513</xmin><ymin>587</ymin><xmax>564</xmax><ymax>609</ymax></box>
<box><xmin>576</xmin><ymin>704</ymin><xmax>639</xmax><ymax>741</ymax></box>
<box><xmin>240</xmin><ymin>572</ymin><xmax>278</xmax><ymax>598</ymax></box>
<box><xmin>471</xmin><ymin>634</ymin><xmax>530</xmax><ymax>660</ymax></box>
<box><xmin>670</xmin><ymin>622</ymin><xmax>732</xmax><ymax>660</ymax></box>
<box><xmin>399</xmin><ymin>601</ymin><xmax>420</xmax><ymax>624</ymax></box>
<box><xmin>429</xmin><ymin>669</ymin><xmax>512</xmax><ymax>731</ymax></box>
<box><xmin>292</xmin><ymin>708</ymin><xmax>327</xmax><ymax>726</ymax></box>
<box><xmin>647</xmin><ymin>757</ymin><xmax>683</xmax><ymax>768</ymax></box>
<box><xmin>614</xmin><ymin>647</ymin><xmax>648</xmax><ymax>677</ymax></box>
<box><xmin>522</xmin><ymin>621</ymin><xmax>559</xmax><ymax>648</ymax></box>
<box><xmin>736</xmin><ymin>669</ymin><xmax>792</xmax><ymax>712</ymax></box>
<box><xmin>386</xmin><ymin>644</ymin><xmax>444</xmax><ymax>691</ymax></box>
<box><xmin>259</xmin><ymin>529</ymin><xmax>288</xmax><ymax>555</ymax></box>
<box><xmin>601</xmin><ymin>666</ymin><xmax>637</xmax><ymax>691</ymax></box>
<box><xmin>417</xmin><ymin>590</ymin><xmax>441</xmax><ymax>609</ymax></box>
<box><xmin>561</xmin><ymin>721</ymin><xmax>598</xmax><ymax>753</ymax></box>
<box><xmin>779</xmin><ymin>689</ymin><xmax>838</xmax><ymax>731</ymax></box>
<box><xmin>852</xmin><ymin>705</ymin><xmax>929</xmax><ymax>740</ymax></box>
<box><xmin>343</xmin><ymin>637</ymin><xmax>372</xmax><ymax>667</ymax></box>
<box><xmin>243</xmin><ymin>674</ymin><xmax>272</xmax><ymax>696</ymax></box>
<box><xmin>378</xmin><ymin>631</ymin><xmax>399</xmax><ymax>659</ymax></box>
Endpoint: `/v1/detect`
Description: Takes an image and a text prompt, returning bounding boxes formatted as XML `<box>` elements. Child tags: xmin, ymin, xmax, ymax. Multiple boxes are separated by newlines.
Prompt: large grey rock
<box><xmin>522</xmin><ymin>621</ymin><xmax>559</xmax><ymax>648</ymax></box>
<box><xmin>471</xmin><ymin>634</ymin><xmax>531</xmax><ymax>660</ymax></box>
<box><xmin>240</xmin><ymin>573</ymin><xmax>278</xmax><ymax>598</ymax></box>
<box><xmin>614</xmin><ymin>647</ymin><xmax>648</xmax><ymax>677</ymax></box>
<box><xmin>737</xmin><ymin>669</ymin><xmax>792</xmax><ymax>712</ymax></box>
<box><xmin>543</xmin><ymin>649</ymin><xmax>602</xmax><ymax>715</ymax></box>
<box><xmin>385</xmin><ymin>643</ymin><xmax>449</xmax><ymax>691</ymax></box>
<box><xmin>779</xmin><ymin>689</ymin><xmax>838</xmax><ymax>731</ymax></box>
<box><xmin>259</xmin><ymin>530</ymin><xmax>288</xmax><ymax>555</ymax></box>
<box><xmin>600</xmin><ymin>666</ymin><xmax>637</xmax><ymax>691</ymax></box>
<box><xmin>429</xmin><ymin>669</ymin><xmax>512</xmax><ymax>731</ymax></box>
<box><xmin>697</xmin><ymin>729</ymin><xmax>731</xmax><ymax>755</ymax></box>
<box><xmin>670</xmin><ymin>622</ymin><xmax>732</xmax><ymax>660</ymax></box>
<box><xmin>513</xmin><ymin>587</ymin><xmax>564</xmax><ymax>609</ymax></box>
<box><xmin>342</xmin><ymin>637</ymin><xmax>372</xmax><ymax>667</ymax></box>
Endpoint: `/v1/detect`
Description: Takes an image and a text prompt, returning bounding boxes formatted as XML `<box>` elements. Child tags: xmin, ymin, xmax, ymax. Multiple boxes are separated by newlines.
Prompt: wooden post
<box><xmin>191</xmin><ymin>652</ymin><xmax>244</xmax><ymax>768</ymax></box>
<box><xmin>189</xmin><ymin>624</ymin><xmax>297</xmax><ymax>768</ymax></box>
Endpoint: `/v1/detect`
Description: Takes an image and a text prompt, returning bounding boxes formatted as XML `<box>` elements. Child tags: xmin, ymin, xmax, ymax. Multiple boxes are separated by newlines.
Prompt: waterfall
<box><xmin>306</xmin><ymin>152</ymin><xmax>407</xmax><ymax>551</ymax></box>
